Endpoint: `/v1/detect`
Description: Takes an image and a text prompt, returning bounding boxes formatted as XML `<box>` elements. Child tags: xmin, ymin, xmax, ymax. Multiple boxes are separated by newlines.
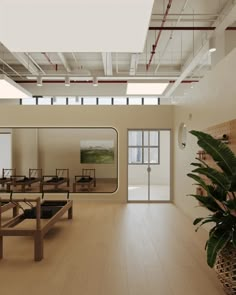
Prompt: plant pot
<box><xmin>214</xmin><ymin>244</ymin><xmax>236</xmax><ymax>295</ymax></box>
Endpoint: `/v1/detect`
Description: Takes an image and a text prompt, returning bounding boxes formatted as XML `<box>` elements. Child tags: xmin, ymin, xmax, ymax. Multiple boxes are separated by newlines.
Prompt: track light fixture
<box><xmin>209</xmin><ymin>37</ymin><xmax>216</xmax><ymax>53</ymax></box>
<box><xmin>37</xmin><ymin>76</ymin><xmax>43</xmax><ymax>86</ymax></box>
<box><xmin>93</xmin><ymin>76</ymin><xmax>98</xmax><ymax>87</ymax></box>
<box><xmin>65</xmin><ymin>76</ymin><xmax>70</xmax><ymax>86</ymax></box>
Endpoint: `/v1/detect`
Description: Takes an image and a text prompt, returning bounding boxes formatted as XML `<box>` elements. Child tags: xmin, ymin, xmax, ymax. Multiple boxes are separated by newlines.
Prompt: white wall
<box><xmin>0</xmin><ymin>105</ymin><xmax>173</xmax><ymax>201</ymax></box>
<box><xmin>174</xmin><ymin>48</ymin><xmax>236</xmax><ymax>221</ymax></box>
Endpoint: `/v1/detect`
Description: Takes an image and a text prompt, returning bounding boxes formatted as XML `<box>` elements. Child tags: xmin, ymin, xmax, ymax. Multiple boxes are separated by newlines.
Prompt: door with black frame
<box><xmin>128</xmin><ymin>129</ymin><xmax>170</xmax><ymax>202</ymax></box>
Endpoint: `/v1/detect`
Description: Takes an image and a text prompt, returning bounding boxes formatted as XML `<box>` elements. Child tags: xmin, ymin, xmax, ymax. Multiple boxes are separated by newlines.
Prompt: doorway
<box><xmin>128</xmin><ymin>129</ymin><xmax>171</xmax><ymax>202</ymax></box>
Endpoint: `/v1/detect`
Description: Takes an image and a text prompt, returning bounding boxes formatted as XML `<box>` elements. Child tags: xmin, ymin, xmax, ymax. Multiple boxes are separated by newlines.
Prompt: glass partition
<box><xmin>0</xmin><ymin>127</ymin><xmax>118</xmax><ymax>194</ymax></box>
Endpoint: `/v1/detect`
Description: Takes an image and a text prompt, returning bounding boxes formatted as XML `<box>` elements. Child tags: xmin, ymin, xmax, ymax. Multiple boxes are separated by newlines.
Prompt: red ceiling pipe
<box><xmin>42</xmin><ymin>52</ymin><xmax>58</xmax><ymax>71</ymax></box>
<box><xmin>146</xmin><ymin>0</ymin><xmax>173</xmax><ymax>71</ymax></box>
<box><xmin>149</xmin><ymin>26</ymin><xmax>236</xmax><ymax>30</ymax></box>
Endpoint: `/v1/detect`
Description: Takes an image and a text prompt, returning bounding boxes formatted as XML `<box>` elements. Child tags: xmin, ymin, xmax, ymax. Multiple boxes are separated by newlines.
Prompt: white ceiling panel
<box><xmin>0</xmin><ymin>0</ymin><xmax>154</xmax><ymax>52</ymax></box>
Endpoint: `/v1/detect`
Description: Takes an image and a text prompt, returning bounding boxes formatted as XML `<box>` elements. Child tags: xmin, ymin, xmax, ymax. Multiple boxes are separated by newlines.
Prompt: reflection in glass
<box><xmin>129</xmin><ymin>147</ymin><xmax>142</xmax><ymax>164</ymax></box>
<box><xmin>0</xmin><ymin>128</ymin><xmax>117</xmax><ymax>194</ymax></box>
<box><xmin>150</xmin><ymin>131</ymin><xmax>159</xmax><ymax>146</ymax></box>
<box><xmin>128</xmin><ymin>131</ymin><xmax>142</xmax><ymax>146</ymax></box>
<box><xmin>149</xmin><ymin>147</ymin><xmax>159</xmax><ymax>163</ymax></box>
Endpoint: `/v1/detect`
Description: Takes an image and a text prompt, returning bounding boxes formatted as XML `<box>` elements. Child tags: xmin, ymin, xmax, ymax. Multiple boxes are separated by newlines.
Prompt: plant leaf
<box><xmin>207</xmin><ymin>230</ymin><xmax>231</xmax><ymax>267</ymax></box>
<box><xmin>190</xmin><ymin>130</ymin><xmax>236</xmax><ymax>176</ymax></box>
<box><xmin>187</xmin><ymin>173</ymin><xmax>210</xmax><ymax>192</ymax></box>
<box><xmin>193</xmin><ymin>217</ymin><xmax>204</xmax><ymax>225</ymax></box>
<box><xmin>191</xmin><ymin>162</ymin><xmax>203</xmax><ymax>168</ymax></box>
<box><xmin>195</xmin><ymin>218</ymin><xmax>216</xmax><ymax>232</ymax></box>
<box><xmin>189</xmin><ymin>194</ymin><xmax>219</xmax><ymax>212</ymax></box>
<box><xmin>192</xmin><ymin>167</ymin><xmax>231</xmax><ymax>191</ymax></box>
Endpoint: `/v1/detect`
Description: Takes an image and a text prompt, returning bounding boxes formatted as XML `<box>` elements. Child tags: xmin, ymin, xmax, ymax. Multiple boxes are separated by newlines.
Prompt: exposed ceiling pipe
<box><xmin>151</xmin><ymin>18</ymin><xmax>216</xmax><ymax>23</ymax></box>
<box><xmin>58</xmin><ymin>53</ymin><xmax>71</xmax><ymax>72</ymax></box>
<box><xmin>42</xmin><ymin>52</ymin><xmax>58</xmax><ymax>71</ymax></box>
<box><xmin>25</xmin><ymin>53</ymin><xmax>46</xmax><ymax>75</ymax></box>
<box><xmin>152</xmin><ymin>13</ymin><xmax>220</xmax><ymax>17</ymax></box>
<box><xmin>71</xmin><ymin>53</ymin><xmax>79</xmax><ymax>68</ymax></box>
<box><xmin>165</xmin><ymin>0</ymin><xmax>236</xmax><ymax>97</ymax></box>
<box><xmin>154</xmin><ymin>0</ymin><xmax>189</xmax><ymax>74</ymax></box>
<box><xmin>0</xmin><ymin>56</ymin><xmax>23</xmax><ymax>78</ymax></box>
<box><xmin>17</xmin><ymin>79</ymin><xmax>198</xmax><ymax>84</ymax></box>
<box><xmin>0</xmin><ymin>67</ymin><xmax>10</xmax><ymax>76</ymax></box>
<box><xmin>146</xmin><ymin>0</ymin><xmax>173</xmax><ymax>71</ymax></box>
<box><xmin>149</xmin><ymin>26</ymin><xmax>236</xmax><ymax>30</ymax></box>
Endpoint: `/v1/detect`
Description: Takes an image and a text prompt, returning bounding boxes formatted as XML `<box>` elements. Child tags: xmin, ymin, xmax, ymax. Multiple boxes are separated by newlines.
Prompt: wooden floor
<box><xmin>0</xmin><ymin>202</ymin><xmax>225</xmax><ymax>295</ymax></box>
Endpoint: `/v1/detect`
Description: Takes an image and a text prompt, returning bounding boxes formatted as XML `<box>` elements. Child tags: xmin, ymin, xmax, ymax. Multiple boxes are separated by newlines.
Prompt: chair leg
<box><xmin>13</xmin><ymin>205</ymin><xmax>19</xmax><ymax>217</ymax></box>
<box><xmin>68</xmin><ymin>206</ymin><xmax>73</xmax><ymax>219</ymax></box>
<box><xmin>0</xmin><ymin>236</ymin><xmax>3</xmax><ymax>259</ymax></box>
<box><xmin>34</xmin><ymin>232</ymin><xmax>43</xmax><ymax>261</ymax></box>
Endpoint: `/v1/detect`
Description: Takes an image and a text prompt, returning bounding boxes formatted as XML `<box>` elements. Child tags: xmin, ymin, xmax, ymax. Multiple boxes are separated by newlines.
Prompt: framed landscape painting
<box><xmin>80</xmin><ymin>140</ymin><xmax>114</xmax><ymax>164</ymax></box>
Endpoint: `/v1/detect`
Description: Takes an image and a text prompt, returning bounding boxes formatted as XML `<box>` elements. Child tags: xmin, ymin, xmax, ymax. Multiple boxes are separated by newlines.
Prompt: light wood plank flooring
<box><xmin>0</xmin><ymin>203</ymin><xmax>225</xmax><ymax>295</ymax></box>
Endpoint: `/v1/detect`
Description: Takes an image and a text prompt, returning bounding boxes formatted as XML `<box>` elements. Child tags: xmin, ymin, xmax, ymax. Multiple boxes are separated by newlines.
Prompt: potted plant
<box><xmin>187</xmin><ymin>130</ymin><xmax>236</xmax><ymax>294</ymax></box>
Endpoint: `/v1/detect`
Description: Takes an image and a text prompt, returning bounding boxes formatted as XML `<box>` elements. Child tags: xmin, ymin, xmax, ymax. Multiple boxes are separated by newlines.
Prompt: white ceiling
<box><xmin>0</xmin><ymin>0</ymin><xmax>154</xmax><ymax>52</ymax></box>
<box><xmin>0</xmin><ymin>0</ymin><xmax>235</xmax><ymax>98</ymax></box>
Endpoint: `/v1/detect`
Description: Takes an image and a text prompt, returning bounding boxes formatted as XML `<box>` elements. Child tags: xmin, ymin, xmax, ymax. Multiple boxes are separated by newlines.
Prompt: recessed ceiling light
<box><xmin>65</xmin><ymin>76</ymin><xmax>70</xmax><ymax>86</ymax></box>
<box><xmin>209</xmin><ymin>37</ymin><xmax>216</xmax><ymax>53</ymax></box>
<box><xmin>126</xmin><ymin>82</ymin><xmax>169</xmax><ymax>95</ymax></box>
<box><xmin>37</xmin><ymin>76</ymin><xmax>43</xmax><ymax>86</ymax></box>
<box><xmin>0</xmin><ymin>74</ymin><xmax>32</xmax><ymax>99</ymax></box>
<box><xmin>93</xmin><ymin>77</ymin><xmax>98</xmax><ymax>87</ymax></box>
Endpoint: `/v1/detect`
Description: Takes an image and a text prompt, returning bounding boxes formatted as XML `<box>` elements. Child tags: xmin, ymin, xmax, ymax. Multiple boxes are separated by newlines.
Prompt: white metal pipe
<box><xmin>25</xmin><ymin>53</ymin><xmax>46</xmax><ymax>75</ymax></box>
<box><xmin>0</xmin><ymin>57</ymin><xmax>23</xmax><ymax>78</ymax></box>
<box><xmin>154</xmin><ymin>0</ymin><xmax>190</xmax><ymax>74</ymax></box>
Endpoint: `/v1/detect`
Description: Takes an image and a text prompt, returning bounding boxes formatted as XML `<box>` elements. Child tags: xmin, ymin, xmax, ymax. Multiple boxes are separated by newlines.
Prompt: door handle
<box><xmin>147</xmin><ymin>167</ymin><xmax>151</xmax><ymax>173</ymax></box>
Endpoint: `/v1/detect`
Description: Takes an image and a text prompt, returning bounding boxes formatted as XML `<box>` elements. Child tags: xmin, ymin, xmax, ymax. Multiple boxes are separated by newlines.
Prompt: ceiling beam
<box><xmin>11</xmin><ymin>52</ymin><xmax>40</xmax><ymax>75</ymax></box>
<box><xmin>214</xmin><ymin>0</ymin><xmax>236</xmax><ymax>34</ymax></box>
<box><xmin>164</xmin><ymin>0</ymin><xmax>236</xmax><ymax>97</ymax></box>
<box><xmin>58</xmin><ymin>53</ymin><xmax>71</xmax><ymax>72</ymax></box>
<box><xmin>129</xmin><ymin>53</ymin><xmax>139</xmax><ymax>76</ymax></box>
<box><xmin>102</xmin><ymin>53</ymin><xmax>113</xmax><ymax>76</ymax></box>
<box><xmin>165</xmin><ymin>43</ymin><xmax>209</xmax><ymax>97</ymax></box>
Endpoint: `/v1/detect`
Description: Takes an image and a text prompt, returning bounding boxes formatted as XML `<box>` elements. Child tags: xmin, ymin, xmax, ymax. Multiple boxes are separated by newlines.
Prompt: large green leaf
<box><xmin>187</xmin><ymin>173</ymin><xmax>210</xmax><ymax>192</ymax></box>
<box><xmin>191</xmin><ymin>162</ymin><xmax>204</xmax><ymax>168</ymax></box>
<box><xmin>208</xmin><ymin>186</ymin><xmax>227</xmax><ymax>202</ymax></box>
<box><xmin>190</xmin><ymin>130</ymin><xmax>236</xmax><ymax>176</ymax></box>
<box><xmin>189</xmin><ymin>194</ymin><xmax>220</xmax><ymax>212</ymax></box>
<box><xmin>192</xmin><ymin>167</ymin><xmax>231</xmax><ymax>191</ymax></box>
<box><xmin>207</xmin><ymin>230</ymin><xmax>231</xmax><ymax>267</ymax></box>
<box><xmin>195</xmin><ymin>218</ymin><xmax>216</xmax><ymax>232</ymax></box>
<box><xmin>193</xmin><ymin>217</ymin><xmax>204</xmax><ymax>225</ymax></box>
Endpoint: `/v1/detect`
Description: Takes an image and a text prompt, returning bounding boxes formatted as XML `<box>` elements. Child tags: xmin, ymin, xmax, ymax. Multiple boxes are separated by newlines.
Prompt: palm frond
<box><xmin>190</xmin><ymin>130</ymin><xmax>236</xmax><ymax>176</ymax></box>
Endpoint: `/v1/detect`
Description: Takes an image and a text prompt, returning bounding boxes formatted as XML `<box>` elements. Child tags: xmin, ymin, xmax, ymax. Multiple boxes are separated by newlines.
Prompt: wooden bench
<box><xmin>0</xmin><ymin>195</ymin><xmax>73</xmax><ymax>261</ymax></box>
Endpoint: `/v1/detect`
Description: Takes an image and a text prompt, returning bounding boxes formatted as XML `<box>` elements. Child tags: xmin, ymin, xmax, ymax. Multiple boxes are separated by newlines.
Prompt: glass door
<box><xmin>128</xmin><ymin>130</ymin><xmax>170</xmax><ymax>202</ymax></box>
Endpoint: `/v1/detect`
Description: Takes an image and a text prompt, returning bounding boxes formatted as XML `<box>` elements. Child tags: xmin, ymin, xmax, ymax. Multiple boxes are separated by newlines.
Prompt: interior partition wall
<box><xmin>128</xmin><ymin>129</ymin><xmax>171</xmax><ymax>202</ymax></box>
